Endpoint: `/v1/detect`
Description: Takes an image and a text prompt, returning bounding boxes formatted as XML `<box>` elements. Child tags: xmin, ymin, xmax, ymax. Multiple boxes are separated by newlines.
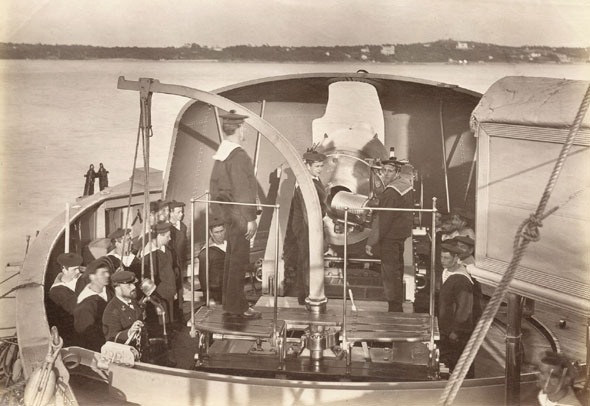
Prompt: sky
<box><xmin>1</xmin><ymin>0</ymin><xmax>589</xmax><ymax>48</ymax></box>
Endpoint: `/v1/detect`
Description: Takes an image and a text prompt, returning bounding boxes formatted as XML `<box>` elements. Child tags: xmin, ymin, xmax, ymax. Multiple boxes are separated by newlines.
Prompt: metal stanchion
<box><xmin>190</xmin><ymin>199</ymin><xmax>196</xmax><ymax>338</ymax></box>
<box><xmin>205</xmin><ymin>192</ymin><xmax>210</xmax><ymax>308</ymax></box>
<box><xmin>429</xmin><ymin>197</ymin><xmax>438</xmax><ymax>351</ymax></box>
<box><xmin>65</xmin><ymin>203</ymin><xmax>70</xmax><ymax>253</ymax></box>
<box><xmin>273</xmin><ymin>205</ymin><xmax>280</xmax><ymax>339</ymax></box>
<box><xmin>342</xmin><ymin>208</ymin><xmax>349</xmax><ymax>359</ymax></box>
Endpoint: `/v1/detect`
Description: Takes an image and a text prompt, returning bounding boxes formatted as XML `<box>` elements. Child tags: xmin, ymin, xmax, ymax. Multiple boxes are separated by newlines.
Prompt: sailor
<box><xmin>97</xmin><ymin>163</ymin><xmax>109</xmax><ymax>191</ymax></box>
<box><xmin>169</xmin><ymin>200</ymin><xmax>188</xmax><ymax>274</ymax></box>
<box><xmin>443</xmin><ymin>207</ymin><xmax>475</xmax><ymax>241</ymax></box>
<box><xmin>450</xmin><ymin>235</ymin><xmax>475</xmax><ymax>266</ymax></box>
<box><xmin>106</xmin><ymin>228</ymin><xmax>140</xmax><ymax>275</ymax></box>
<box><xmin>48</xmin><ymin>252</ymin><xmax>83</xmax><ymax>346</ymax></box>
<box><xmin>102</xmin><ymin>271</ymin><xmax>145</xmax><ymax>346</ymax></box>
<box><xmin>141</xmin><ymin>222</ymin><xmax>177</xmax><ymax>324</ymax></box>
<box><xmin>197</xmin><ymin>217</ymin><xmax>226</xmax><ymax>303</ymax></box>
<box><xmin>365</xmin><ymin>158</ymin><xmax>413</xmax><ymax>312</ymax></box>
<box><xmin>209</xmin><ymin>109</ymin><xmax>260</xmax><ymax>319</ymax></box>
<box><xmin>283</xmin><ymin>147</ymin><xmax>328</xmax><ymax>305</ymax></box>
<box><xmin>73</xmin><ymin>257</ymin><xmax>114</xmax><ymax>352</ymax></box>
<box><xmin>438</xmin><ymin>243</ymin><xmax>475</xmax><ymax>378</ymax></box>
<box><xmin>83</xmin><ymin>164</ymin><xmax>97</xmax><ymax>196</ymax></box>
<box><xmin>536</xmin><ymin>350</ymin><xmax>582</xmax><ymax>406</ymax></box>
<box><xmin>169</xmin><ymin>200</ymin><xmax>187</xmax><ymax>320</ymax></box>
<box><xmin>157</xmin><ymin>199</ymin><xmax>171</xmax><ymax>223</ymax></box>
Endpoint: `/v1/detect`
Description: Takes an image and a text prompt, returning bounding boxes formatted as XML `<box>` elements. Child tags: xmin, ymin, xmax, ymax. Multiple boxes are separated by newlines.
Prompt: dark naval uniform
<box><xmin>368</xmin><ymin>176</ymin><xmax>413</xmax><ymax>312</ymax></box>
<box><xmin>48</xmin><ymin>275</ymin><xmax>81</xmax><ymax>346</ymax></box>
<box><xmin>97</xmin><ymin>165</ymin><xmax>109</xmax><ymax>191</ymax></box>
<box><xmin>197</xmin><ymin>241</ymin><xmax>226</xmax><ymax>303</ymax></box>
<box><xmin>285</xmin><ymin>177</ymin><xmax>327</xmax><ymax>304</ymax></box>
<box><xmin>439</xmin><ymin>267</ymin><xmax>474</xmax><ymax>377</ymax></box>
<box><xmin>209</xmin><ymin>144</ymin><xmax>258</xmax><ymax>315</ymax></box>
<box><xmin>170</xmin><ymin>220</ymin><xmax>188</xmax><ymax>320</ymax></box>
<box><xmin>83</xmin><ymin>166</ymin><xmax>97</xmax><ymax>196</ymax></box>
<box><xmin>143</xmin><ymin>246</ymin><xmax>177</xmax><ymax>323</ymax></box>
<box><xmin>102</xmin><ymin>296</ymin><xmax>144</xmax><ymax>343</ymax></box>
<box><xmin>73</xmin><ymin>286</ymin><xmax>114</xmax><ymax>352</ymax></box>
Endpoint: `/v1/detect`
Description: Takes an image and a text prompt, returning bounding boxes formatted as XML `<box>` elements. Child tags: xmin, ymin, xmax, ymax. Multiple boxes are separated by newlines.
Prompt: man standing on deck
<box><xmin>209</xmin><ymin>109</ymin><xmax>261</xmax><ymax>319</ymax></box>
<box><xmin>169</xmin><ymin>200</ymin><xmax>187</xmax><ymax>322</ymax></box>
<box><xmin>73</xmin><ymin>257</ymin><xmax>114</xmax><ymax>352</ymax></box>
<box><xmin>48</xmin><ymin>252</ymin><xmax>83</xmax><ymax>346</ymax></box>
<box><xmin>438</xmin><ymin>243</ymin><xmax>475</xmax><ymax>378</ymax></box>
<box><xmin>141</xmin><ymin>222</ymin><xmax>177</xmax><ymax>325</ymax></box>
<box><xmin>365</xmin><ymin>159</ymin><xmax>413</xmax><ymax>312</ymax></box>
<box><xmin>283</xmin><ymin>147</ymin><xmax>328</xmax><ymax>305</ymax></box>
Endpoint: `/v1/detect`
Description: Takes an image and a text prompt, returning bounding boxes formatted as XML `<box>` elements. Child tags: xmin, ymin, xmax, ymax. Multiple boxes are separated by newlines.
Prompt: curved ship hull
<box><xmin>14</xmin><ymin>72</ymin><xmax>589</xmax><ymax>405</ymax></box>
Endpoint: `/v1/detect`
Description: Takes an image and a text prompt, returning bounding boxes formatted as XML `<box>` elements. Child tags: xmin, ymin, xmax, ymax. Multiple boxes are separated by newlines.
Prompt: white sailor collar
<box><xmin>385</xmin><ymin>177</ymin><xmax>412</xmax><ymax>196</ymax></box>
<box><xmin>51</xmin><ymin>272</ymin><xmax>80</xmax><ymax>292</ymax></box>
<box><xmin>442</xmin><ymin>266</ymin><xmax>473</xmax><ymax>285</ymax></box>
<box><xmin>212</xmin><ymin>140</ymin><xmax>241</xmax><ymax>162</ymax></box>
<box><xmin>201</xmin><ymin>240</ymin><xmax>227</xmax><ymax>253</ymax></box>
<box><xmin>77</xmin><ymin>284</ymin><xmax>109</xmax><ymax>304</ymax></box>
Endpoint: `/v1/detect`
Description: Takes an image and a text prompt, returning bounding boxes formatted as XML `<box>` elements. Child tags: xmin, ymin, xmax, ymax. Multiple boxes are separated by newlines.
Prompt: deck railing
<box><xmin>340</xmin><ymin>197</ymin><xmax>438</xmax><ymax>353</ymax></box>
<box><xmin>190</xmin><ymin>193</ymin><xmax>280</xmax><ymax>340</ymax></box>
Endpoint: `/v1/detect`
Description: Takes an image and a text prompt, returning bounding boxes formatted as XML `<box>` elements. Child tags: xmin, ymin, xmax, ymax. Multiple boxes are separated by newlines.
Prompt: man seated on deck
<box><xmin>48</xmin><ymin>252</ymin><xmax>83</xmax><ymax>346</ymax></box>
<box><xmin>197</xmin><ymin>217</ymin><xmax>226</xmax><ymax>304</ymax></box>
<box><xmin>102</xmin><ymin>271</ymin><xmax>145</xmax><ymax>347</ymax></box>
<box><xmin>73</xmin><ymin>257</ymin><xmax>114</xmax><ymax>352</ymax></box>
<box><xmin>438</xmin><ymin>243</ymin><xmax>475</xmax><ymax>378</ymax></box>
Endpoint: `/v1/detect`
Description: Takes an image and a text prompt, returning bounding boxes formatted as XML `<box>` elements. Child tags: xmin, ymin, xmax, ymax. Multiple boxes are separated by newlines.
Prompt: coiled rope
<box><xmin>438</xmin><ymin>82</ymin><xmax>590</xmax><ymax>406</ymax></box>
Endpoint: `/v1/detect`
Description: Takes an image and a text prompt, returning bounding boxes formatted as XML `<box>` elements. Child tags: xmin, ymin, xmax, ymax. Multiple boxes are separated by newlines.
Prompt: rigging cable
<box><xmin>438</xmin><ymin>82</ymin><xmax>590</xmax><ymax>406</ymax></box>
<box><xmin>119</xmin><ymin>107</ymin><xmax>144</xmax><ymax>262</ymax></box>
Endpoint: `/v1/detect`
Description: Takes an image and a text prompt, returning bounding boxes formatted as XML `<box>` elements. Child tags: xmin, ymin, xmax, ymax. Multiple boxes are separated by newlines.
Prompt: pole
<box><xmin>439</xmin><ymin>99</ymin><xmax>451</xmax><ymax>212</ymax></box>
<box><xmin>190</xmin><ymin>199</ymin><xmax>196</xmax><ymax>338</ymax></box>
<box><xmin>213</xmin><ymin>107</ymin><xmax>224</xmax><ymax>143</ymax></box>
<box><xmin>505</xmin><ymin>293</ymin><xmax>523</xmax><ymax>406</ymax></box>
<box><xmin>342</xmin><ymin>208</ymin><xmax>349</xmax><ymax>352</ymax></box>
<box><xmin>429</xmin><ymin>197</ymin><xmax>438</xmax><ymax>352</ymax></box>
<box><xmin>253</xmin><ymin>100</ymin><xmax>266</xmax><ymax>177</ymax></box>
<box><xmin>65</xmin><ymin>203</ymin><xmax>70</xmax><ymax>253</ymax></box>
<box><xmin>205</xmin><ymin>192</ymin><xmax>210</xmax><ymax>308</ymax></box>
<box><xmin>463</xmin><ymin>149</ymin><xmax>477</xmax><ymax>206</ymax></box>
<box><xmin>273</xmin><ymin>205</ymin><xmax>280</xmax><ymax>338</ymax></box>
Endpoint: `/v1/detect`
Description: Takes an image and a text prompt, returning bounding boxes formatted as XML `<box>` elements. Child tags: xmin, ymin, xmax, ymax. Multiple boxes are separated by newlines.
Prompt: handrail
<box><xmin>191</xmin><ymin>196</ymin><xmax>281</xmax><ymax>342</ymax></box>
<box><xmin>340</xmin><ymin>199</ymin><xmax>439</xmax><ymax>354</ymax></box>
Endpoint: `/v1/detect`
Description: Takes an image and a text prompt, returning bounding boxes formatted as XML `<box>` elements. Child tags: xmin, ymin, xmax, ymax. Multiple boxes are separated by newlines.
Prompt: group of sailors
<box><xmin>48</xmin><ymin>199</ymin><xmax>189</xmax><ymax>357</ymax></box>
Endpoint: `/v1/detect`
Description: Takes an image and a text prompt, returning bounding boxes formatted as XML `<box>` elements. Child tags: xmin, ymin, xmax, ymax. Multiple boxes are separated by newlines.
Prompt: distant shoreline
<box><xmin>2</xmin><ymin>40</ymin><xmax>589</xmax><ymax>64</ymax></box>
<box><xmin>1</xmin><ymin>58</ymin><xmax>587</xmax><ymax>66</ymax></box>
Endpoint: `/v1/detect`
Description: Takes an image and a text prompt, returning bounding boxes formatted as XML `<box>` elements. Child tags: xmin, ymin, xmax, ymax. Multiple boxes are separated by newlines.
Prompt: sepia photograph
<box><xmin>0</xmin><ymin>1</ymin><xmax>589</xmax><ymax>405</ymax></box>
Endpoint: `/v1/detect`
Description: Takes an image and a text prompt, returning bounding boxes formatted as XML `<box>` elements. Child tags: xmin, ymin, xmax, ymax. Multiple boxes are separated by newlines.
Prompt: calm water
<box><xmin>0</xmin><ymin>60</ymin><xmax>589</xmax><ymax>330</ymax></box>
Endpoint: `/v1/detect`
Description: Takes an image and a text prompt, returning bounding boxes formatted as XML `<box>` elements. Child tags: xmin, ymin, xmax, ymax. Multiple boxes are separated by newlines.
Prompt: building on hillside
<box><xmin>380</xmin><ymin>45</ymin><xmax>396</xmax><ymax>56</ymax></box>
<box><xmin>456</xmin><ymin>42</ymin><xmax>469</xmax><ymax>50</ymax></box>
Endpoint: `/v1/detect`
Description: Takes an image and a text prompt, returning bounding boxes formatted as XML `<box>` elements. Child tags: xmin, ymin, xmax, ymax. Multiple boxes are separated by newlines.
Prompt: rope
<box><xmin>119</xmin><ymin>109</ymin><xmax>144</xmax><ymax>259</ymax></box>
<box><xmin>0</xmin><ymin>273</ymin><xmax>19</xmax><ymax>287</ymax></box>
<box><xmin>438</xmin><ymin>82</ymin><xmax>590</xmax><ymax>406</ymax></box>
<box><xmin>0</xmin><ymin>282</ymin><xmax>43</xmax><ymax>299</ymax></box>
